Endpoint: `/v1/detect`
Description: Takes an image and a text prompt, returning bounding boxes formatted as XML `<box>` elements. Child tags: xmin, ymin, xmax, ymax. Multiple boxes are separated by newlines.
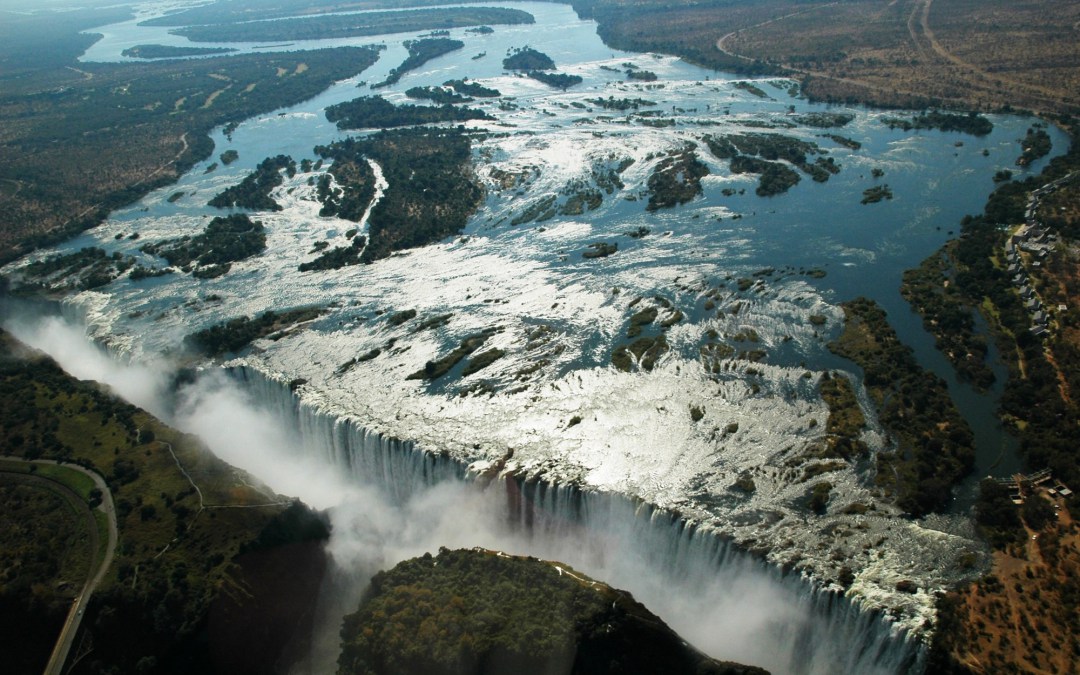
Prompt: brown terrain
<box><xmin>939</xmin><ymin>493</ymin><xmax>1079</xmax><ymax>674</ymax></box>
<box><xmin>588</xmin><ymin>0</ymin><xmax>1080</xmax><ymax>114</ymax></box>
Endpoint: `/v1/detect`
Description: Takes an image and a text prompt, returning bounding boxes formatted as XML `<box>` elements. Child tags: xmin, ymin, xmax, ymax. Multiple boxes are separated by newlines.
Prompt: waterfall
<box><xmin>229</xmin><ymin>364</ymin><xmax>926</xmax><ymax>675</ymax></box>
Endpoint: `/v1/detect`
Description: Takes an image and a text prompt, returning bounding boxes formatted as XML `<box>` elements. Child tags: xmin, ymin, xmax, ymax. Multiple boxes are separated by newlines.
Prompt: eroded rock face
<box><xmin>337</xmin><ymin>547</ymin><xmax>768</xmax><ymax>675</ymax></box>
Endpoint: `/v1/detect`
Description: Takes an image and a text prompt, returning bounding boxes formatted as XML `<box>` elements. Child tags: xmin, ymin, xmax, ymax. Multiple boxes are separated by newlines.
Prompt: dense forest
<box><xmin>0</xmin><ymin>42</ymin><xmax>382</xmax><ymax>266</ymax></box>
<box><xmin>121</xmin><ymin>44</ymin><xmax>237</xmax><ymax>59</ymax></box>
<box><xmin>444</xmin><ymin>79</ymin><xmax>501</xmax><ymax>98</ymax></box>
<box><xmin>141</xmin><ymin>213</ymin><xmax>266</xmax><ymax>277</ymax></box>
<box><xmin>184</xmin><ymin>308</ymin><xmax>325</xmax><ymax>357</ymax></box>
<box><xmin>502</xmin><ymin>46</ymin><xmax>556</xmax><ymax>71</ymax></box>
<box><xmin>0</xmin><ymin>331</ymin><xmax>328</xmax><ymax>674</ymax></box>
<box><xmin>527</xmin><ymin>71</ymin><xmax>584</xmax><ymax>90</ymax></box>
<box><xmin>172</xmin><ymin>8</ymin><xmax>533</xmax><ymax>43</ymax></box>
<box><xmin>829</xmin><ymin>298</ymin><xmax>975</xmax><ymax>516</ymax></box>
<box><xmin>315</xmin><ymin>127</ymin><xmax>484</xmax><ymax>263</ymax></box>
<box><xmin>325</xmin><ymin>95</ymin><xmax>492</xmax><ymax>130</ymax></box>
<box><xmin>704</xmin><ymin>133</ymin><xmax>836</xmax><ymax>195</ymax></box>
<box><xmin>645</xmin><ymin>148</ymin><xmax>709</xmax><ymax>210</ymax></box>
<box><xmin>338</xmin><ymin>547</ymin><xmax>766</xmax><ymax>675</ymax></box>
<box><xmin>208</xmin><ymin>155</ymin><xmax>296</xmax><ymax>211</ymax></box>
<box><xmin>373</xmin><ymin>38</ymin><xmax>465</xmax><ymax>89</ymax></box>
<box><xmin>882</xmin><ymin>111</ymin><xmax>994</xmax><ymax>136</ymax></box>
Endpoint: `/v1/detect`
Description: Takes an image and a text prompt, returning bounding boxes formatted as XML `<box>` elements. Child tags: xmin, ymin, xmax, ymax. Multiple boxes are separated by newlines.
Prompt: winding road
<box><xmin>0</xmin><ymin>458</ymin><xmax>117</xmax><ymax>675</ymax></box>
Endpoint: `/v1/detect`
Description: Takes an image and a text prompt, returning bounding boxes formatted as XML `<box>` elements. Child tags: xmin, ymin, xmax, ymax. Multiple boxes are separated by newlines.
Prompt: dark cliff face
<box><xmin>338</xmin><ymin>548</ymin><xmax>769</xmax><ymax>675</ymax></box>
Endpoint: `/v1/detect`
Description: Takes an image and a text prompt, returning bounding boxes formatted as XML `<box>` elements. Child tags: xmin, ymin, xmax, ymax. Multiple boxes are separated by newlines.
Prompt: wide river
<box><xmin>4</xmin><ymin>1</ymin><xmax>1069</xmax><ymax>672</ymax></box>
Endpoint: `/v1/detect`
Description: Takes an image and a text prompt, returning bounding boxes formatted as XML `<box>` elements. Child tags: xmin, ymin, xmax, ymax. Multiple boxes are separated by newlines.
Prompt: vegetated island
<box><xmin>828</xmin><ymin>297</ymin><xmax>974</xmax><ymax>516</ymax></box>
<box><xmin>444</xmin><ymin>78</ymin><xmax>500</xmax><ymax>98</ymax></box>
<box><xmin>405</xmin><ymin>85</ymin><xmax>473</xmax><ymax>104</ymax></box>
<box><xmin>646</xmin><ymin>146</ymin><xmax>709</xmax><ymax>210</ymax></box>
<box><xmin>373</xmin><ymin>38</ymin><xmax>465</xmax><ymax>88</ymax></box>
<box><xmin>502</xmin><ymin>46</ymin><xmax>555</xmax><ymax>70</ymax></box>
<box><xmin>325</xmin><ymin>95</ymin><xmax>492</xmax><ymax>130</ymax></box>
<box><xmin>184</xmin><ymin>307</ymin><xmax>325</xmax><ymax>357</ymax></box>
<box><xmin>139</xmin><ymin>213</ymin><xmax>266</xmax><ymax>279</ymax></box>
<box><xmin>0</xmin><ymin>330</ymin><xmax>331</xmax><ymax>674</ymax></box>
<box><xmin>882</xmin><ymin>110</ymin><xmax>994</xmax><ymax>136</ymax></box>
<box><xmin>121</xmin><ymin>44</ymin><xmax>237</xmax><ymax>59</ymax></box>
<box><xmin>705</xmin><ymin>132</ymin><xmax>839</xmax><ymax>196</ymax></box>
<box><xmin>208</xmin><ymin>154</ymin><xmax>296</xmax><ymax>211</ymax></box>
<box><xmin>1016</xmin><ymin>124</ymin><xmax>1052</xmax><ymax>166</ymax></box>
<box><xmin>338</xmin><ymin>547</ymin><xmax>768</xmax><ymax>675</ymax></box>
<box><xmin>900</xmin><ymin>246</ymin><xmax>995</xmax><ymax>391</ymax></box>
<box><xmin>172</xmin><ymin>7</ymin><xmax>534</xmax><ymax>43</ymax></box>
<box><xmin>502</xmin><ymin>46</ymin><xmax>583</xmax><ymax>89</ymax></box>
<box><xmin>314</xmin><ymin>127</ymin><xmax>484</xmax><ymax>263</ymax></box>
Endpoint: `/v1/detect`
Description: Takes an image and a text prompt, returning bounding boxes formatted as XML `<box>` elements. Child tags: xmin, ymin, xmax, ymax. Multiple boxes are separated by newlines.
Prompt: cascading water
<box><xmin>230</xmin><ymin>364</ymin><xmax>925</xmax><ymax>674</ymax></box>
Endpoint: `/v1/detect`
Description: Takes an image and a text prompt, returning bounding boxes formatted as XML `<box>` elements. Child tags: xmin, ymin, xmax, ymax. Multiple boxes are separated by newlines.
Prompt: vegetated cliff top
<box><xmin>339</xmin><ymin>547</ymin><xmax>768</xmax><ymax>675</ymax></box>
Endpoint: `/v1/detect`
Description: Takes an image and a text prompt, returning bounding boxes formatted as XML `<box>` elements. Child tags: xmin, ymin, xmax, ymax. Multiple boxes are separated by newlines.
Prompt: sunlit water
<box><xmin>3</xmin><ymin>1</ymin><xmax>1070</xmax><ymax>672</ymax></box>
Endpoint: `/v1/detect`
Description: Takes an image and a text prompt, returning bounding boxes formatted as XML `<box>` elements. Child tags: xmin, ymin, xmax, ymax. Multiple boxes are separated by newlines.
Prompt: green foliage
<box><xmin>461</xmin><ymin>348</ymin><xmax>506</xmax><ymax>376</ymax></box>
<box><xmin>338</xmin><ymin>548</ymin><xmax>759</xmax><ymax>675</ymax></box>
<box><xmin>22</xmin><ymin>246</ymin><xmax>137</xmax><ymax>291</ymax></box>
<box><xmin>585</xmin><ymin>97</ymin><xmax>656</xmax><ymax>111</ymax></box>
<box><xmin>625</xmin><ymin>69</ymin><xmax>657</xmax><ymax>82</ymax></box>
<box><xmin>612</xmin><ymin>335</ymin><xmax>668</xmax><ymax>372</ymax></box>
<box><xmin>822</xmin><ymin>133</ymin><xmax>862</xmax><ymax>150</ymax></box>
<box><xmin>1016</xmin><ymin>127</ymin><xmax>1052</xmax><ymax>166</ymax></box>
<box><xmin>900</xmin><ymin>247</ymin><xmax>994</xmax><ymax>390</ymax></box>
<box><xmin>883</xmin><ymin>111</ymin><xmax>993</xmax><ymax>136</ymax></box>
<box><xmin>405</xmin><ymin>86</ymin><xmax>473</xmax><ymax>104</ymax></box>
<box><xmin>325</xmin><ymin>95</ymin><xmax>492</xmax><ymax>130</ymax></box>
<box><xmin>792</xmin><ymin>112</ymin><xmax>854</xmax><ymax>128</ymax></box>
<box><xmin>646</xmin><ymin>148</ymin><xmax>709</xmax><ymax>210</ymax></box>
<box><xmin>974</xmin><ymin>479</ymin><xmax>1023</xmax><ymax>548</ymax></box>
<box><xmin>526</xmin><ymin>71</ymin><xmax>584</xmax><ymax>90</ymax></box>
<box><xmin>0</xmin><ymin>46</ymin><xmax>381</xmax><ymax>265</ymax></box>
<box><xmin>443</xmin><ymin>79</ymin><xmax>501</xmax><ymax>98</ymax></box>
<box><xmin>184</xmin><ymin>308</ymin><xmax>324</xmax><ymax>356</ymax></box>
<box><xmin>733</xmin><ymin>81</ymin><xmax>769</xmax><ymax>98</ymax></box>
<box><xmin>374</xmin><ymin>38</ymin><xmax>465</xmax><ymax>88</ymax></box>
<box><xmin>240</xmin><ymin>500</ymin><xmax>330</xmax><ymax>554</ymax></box>
<box><xmin>144</xmin><ymin>213</ymin><xmax>266</xmax><ymax>274</ymax></box>
<box><xmin>220</xmin><ymin>150</ymin><xmax>240</xmax><ymax>166</ymax></box>
<box><xmin>829</xmin><ymin>298</ymin><xmax>975</xmax><ymax>515</ymax></box>
<box><xmin>171</xmin><ymin>8</ymin><xmax>533</xmax><ymax>43</ymax></box>
<box><xmin>406</xmin><ymin>331</ymin><xmax>496</xmax><ymax>381</ymax></box>
<box><xmin>706</xmin><ymin>132</ymin><xmax>832</xmax><ymax>194</ymax></box>
<box><xmin>817</xmin><ymin>372</ymin><xmax>869</xmax><ymax>461</ymax></box>
<box><xmin>503</xmin><ymin>46</ymin><xmax>556</xmax><ymax>71</ymax></box>
<box><xmin>0</xmin><ymin>329</ymin><xmax>312</xmax><ymax>674</ymax></box>
<box><xmin>208</xmin><ymin>154</ymin><xmax>295</xmax><ymax>211</ymax></box>
<box><xmin>315</xmin><ymin>128</ymin><xmax>484</xmax><ymax>263</ymax></box>
<box><xmin>298</xmin><ymin>237</ymin><xmax>367</xmax><ymax>272</ymax></box>
<box><xmin>731</xmin><ymin>156</ymin><xmax>801</xmax><ymax>196</ymax></box>
<box><xmin>861</xmin><ymin>184</ymin><xmax>893</xmax><ymax>204</ymax></box>
<box><xmin>121</xmin><ymin>44</ymin><xmax>236</xmax><ymax>59</ymax></box>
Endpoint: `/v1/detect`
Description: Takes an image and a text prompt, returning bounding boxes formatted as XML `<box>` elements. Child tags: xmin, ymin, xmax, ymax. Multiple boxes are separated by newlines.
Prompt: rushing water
<box><xmin>3</xmin><ymin>1</ymin><xmax>1071</xmax><ymax>672</ymax></box>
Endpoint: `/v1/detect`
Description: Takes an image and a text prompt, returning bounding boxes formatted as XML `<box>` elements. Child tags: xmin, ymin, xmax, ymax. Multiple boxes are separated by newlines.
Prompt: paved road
<box><xmin>0</xmin><ymin>457</ymin><xmax>117</xmax><ymax>675</ymax></box>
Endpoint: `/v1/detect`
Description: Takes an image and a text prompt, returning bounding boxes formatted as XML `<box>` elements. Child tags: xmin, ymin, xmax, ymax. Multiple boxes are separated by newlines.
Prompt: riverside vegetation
<box><xmin>315</xmin><ymin>127</ymin><xmax>484</xmax><ymax>263</ymax></box>
<box><xmin>0</xmin><ymin>18</ymin><xmax>381</xmax><ymax>266</ymax></box>
<box><xmin>170</xmin><ymin>8</ymin><xmax>534</xmax><ymax>44</ymax></box>
<box><xmin>0</xmin><ymin>330</ymin><xmax>330</xmax><ymax>674</ymax></box>
<box><xmin>337</xmin><ymin>547</ymin><xmax>767</xmax><ymax>675</ymax></box>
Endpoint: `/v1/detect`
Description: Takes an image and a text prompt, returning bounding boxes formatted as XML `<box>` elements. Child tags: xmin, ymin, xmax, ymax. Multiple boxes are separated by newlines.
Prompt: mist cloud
<box><xmin>4</xmin><ymin>311</ymin><xmax>907</xmax><ymax>675</ymax></box>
